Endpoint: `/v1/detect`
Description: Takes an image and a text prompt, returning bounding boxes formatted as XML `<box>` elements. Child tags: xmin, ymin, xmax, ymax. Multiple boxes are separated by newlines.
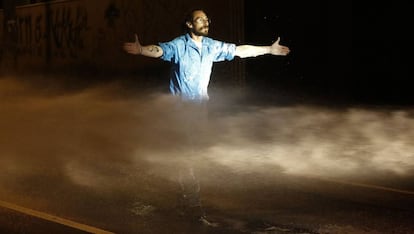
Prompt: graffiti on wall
<box><xmin>13</xmin><ymin>14</ymin><xmax>43</xmax><ymax>57</ymax></box>
<box><xmin>4</xmin><ymin>4</ymin><xmax>89</xmax><ymax>61</ymax></box>
<box><xmin>49</xmin><ymin>6</ymin><xmax>89</xmax><ymax>58</ymax></box>
<box><xmin>1</xmin><ymin>0</ymin><xmax>186</xmax><ymax>69</ymax></box>
<box><xmin>0</xmin><ymin>0</ymin><xmax>242</xmax><ymax>80</ymax></box>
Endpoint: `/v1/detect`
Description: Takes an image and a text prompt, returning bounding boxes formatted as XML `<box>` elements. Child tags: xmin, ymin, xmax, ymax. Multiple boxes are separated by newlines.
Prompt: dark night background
<box><xmin>243</xmin><ymin>0</ymin><xmax>413</xmax><ymax>106</ymax></box>
<box><xmin>1</xmin><ymin>2</ymin><xmax>414</xmax><ymax>233</ymax></box>
<box><xmin>1</xmin><ymin>1</ymin><xmax>413</xmax><ymax>105</ymax></box>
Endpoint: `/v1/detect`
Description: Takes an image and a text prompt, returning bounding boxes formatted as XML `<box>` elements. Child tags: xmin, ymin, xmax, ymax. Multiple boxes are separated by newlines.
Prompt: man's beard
<box><xmin>193</xmin><ymin>26</ymin><xmax>209</xmax><ymax>36</ymax></box>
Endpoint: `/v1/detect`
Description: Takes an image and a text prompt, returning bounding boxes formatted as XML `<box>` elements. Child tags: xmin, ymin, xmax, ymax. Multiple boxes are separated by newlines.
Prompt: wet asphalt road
<box><xmin>1</xmin><ymin>171</ymin><xmax>414</xmax><ymax>234</ymax></box>
<box><xmin>1</xmin><ymin>77</ymin><xmax>414</xmax><ymax>233</ymax></box>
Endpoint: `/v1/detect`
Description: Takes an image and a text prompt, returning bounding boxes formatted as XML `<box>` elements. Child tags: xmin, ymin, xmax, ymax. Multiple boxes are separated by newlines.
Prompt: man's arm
<box><xmin>235</xmin><ymin>37</ymin><xmax>290</xmax><ymax>58</ymax></box>
<box><xmin>123</xmin><ymin>34</ymin><xmax>163</xmax><ymax>58</ymax></box>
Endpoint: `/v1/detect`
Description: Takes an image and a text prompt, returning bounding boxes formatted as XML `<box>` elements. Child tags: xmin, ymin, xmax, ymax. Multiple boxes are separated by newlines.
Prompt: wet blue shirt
<box><xmin>159</xmin><ymin>34</ymin><xmax>236</xmax><ymax>101</ymax></box>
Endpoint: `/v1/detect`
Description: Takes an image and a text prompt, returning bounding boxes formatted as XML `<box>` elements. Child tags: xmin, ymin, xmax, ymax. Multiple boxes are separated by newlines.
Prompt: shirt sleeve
<box><xmin>213</xmin><ymin>41</ymin><xmax>236</xmax><ymax>62</ymax></box>
<box><xmin>158</xmin><ymin>41</ymin><xmax>177</xmax><ymax>63</ymax></box>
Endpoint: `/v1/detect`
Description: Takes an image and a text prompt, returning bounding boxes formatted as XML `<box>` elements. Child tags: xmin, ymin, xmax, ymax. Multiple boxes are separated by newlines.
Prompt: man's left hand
<box><xmin>270</xmin><ymin>37</ymin><xmax>290</xmax><ymax>56</ymax></box>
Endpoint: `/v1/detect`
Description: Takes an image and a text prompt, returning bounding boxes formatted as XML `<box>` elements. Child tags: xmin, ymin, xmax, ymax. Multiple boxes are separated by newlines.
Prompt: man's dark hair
<box><xmin>182</xmin><ymin>8</ymin><xmax>205</xmax><ymax>32</ymax></box>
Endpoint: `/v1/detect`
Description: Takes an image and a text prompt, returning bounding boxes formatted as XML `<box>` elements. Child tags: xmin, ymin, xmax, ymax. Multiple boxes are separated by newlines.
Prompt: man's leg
<box><xmin>177</xmin><ymin>166</ymin><xmax>204</xmax><ymax>219</ymax></box>
<box><xmin>175</xmin><ymin>101</ymin><xmax>218</xmax><ymax>226</ymax></box>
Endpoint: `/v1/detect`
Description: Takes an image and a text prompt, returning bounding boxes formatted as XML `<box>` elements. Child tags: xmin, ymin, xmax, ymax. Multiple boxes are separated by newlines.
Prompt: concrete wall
<box><xmin>0</xmin><ymin>0</ymin><xmax>245</xmax><ymax>85</ymax></box>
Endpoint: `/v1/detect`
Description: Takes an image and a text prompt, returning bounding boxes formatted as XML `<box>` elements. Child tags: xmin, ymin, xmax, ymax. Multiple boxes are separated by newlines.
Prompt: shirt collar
<box><xmin>185</xmin><ymin>33</ymin><xmax>204</xmax><ymax>50</ymax></box>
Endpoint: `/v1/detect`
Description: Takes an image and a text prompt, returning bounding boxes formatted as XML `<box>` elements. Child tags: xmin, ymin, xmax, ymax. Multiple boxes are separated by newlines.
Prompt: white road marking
<box><xmin>318</xmin><ymin>178</ymin><xmax>414</xmax><ymax>195</ymax></box>
<box><xmin>0</xmin><ymin>200</ymin><xmax>115</xmax><ymax>234</ymax></box>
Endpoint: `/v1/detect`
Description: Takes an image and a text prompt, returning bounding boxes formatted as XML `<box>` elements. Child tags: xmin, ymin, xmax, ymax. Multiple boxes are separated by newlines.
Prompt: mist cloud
<box><xmin>1</xmin><ymin>77</ymin><xmax>413</xmax><ymax>192</ymax></box>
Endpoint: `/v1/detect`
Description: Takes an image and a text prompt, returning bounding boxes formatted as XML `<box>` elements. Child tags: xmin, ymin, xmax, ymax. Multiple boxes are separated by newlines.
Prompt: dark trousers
<box><xmin>173</xmin><ymin>99</ymin><xmax>209</xmax><ymax>218</ymax></box>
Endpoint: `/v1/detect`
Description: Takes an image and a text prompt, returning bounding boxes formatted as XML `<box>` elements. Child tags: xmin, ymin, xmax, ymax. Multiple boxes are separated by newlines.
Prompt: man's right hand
<box><xmin>123</xmin><ymin>34</ymin><xmax>142</xmax><ymax>55</ymax></box>
<box><xmin>123</xmin><ymin>34</ymin><xmax>163</xmax><ymax>58</ymax></box>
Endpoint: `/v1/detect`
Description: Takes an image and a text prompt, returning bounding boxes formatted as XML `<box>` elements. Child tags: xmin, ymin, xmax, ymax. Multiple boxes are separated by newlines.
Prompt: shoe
<box><xmin>199</xmin><ymin>215</ymin><xmax>219</xmax><ymax>227</ymax></box>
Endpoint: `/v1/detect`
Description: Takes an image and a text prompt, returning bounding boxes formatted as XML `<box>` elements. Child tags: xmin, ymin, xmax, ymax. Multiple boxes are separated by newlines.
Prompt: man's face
<box><xmin>189</xmin><ymin>10</ymin><xmax>210</xmax><ymax>36</ymax></box>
